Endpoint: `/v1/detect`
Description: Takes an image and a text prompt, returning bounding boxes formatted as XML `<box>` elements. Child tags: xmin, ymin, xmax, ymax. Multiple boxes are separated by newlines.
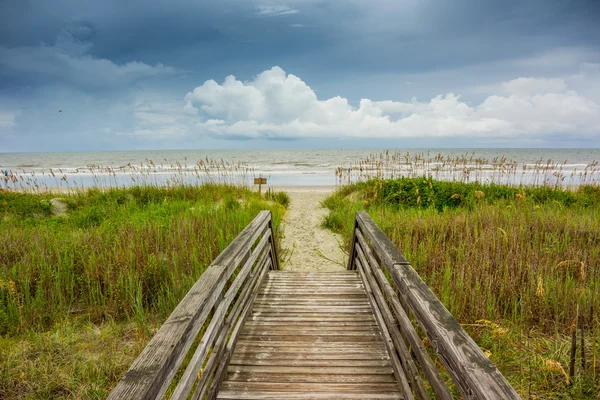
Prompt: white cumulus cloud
<box><xmin>184</xmin><ymin>66</ymin><xmax>600</xmax><ymax>141</ymax></box>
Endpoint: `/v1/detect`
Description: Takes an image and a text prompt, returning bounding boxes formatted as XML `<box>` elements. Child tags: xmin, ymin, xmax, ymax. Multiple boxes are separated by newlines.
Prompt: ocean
<box><xmin>1</xmin><ymin>148</ymin><xmax>599</xmax><ymax>190</ymax></box>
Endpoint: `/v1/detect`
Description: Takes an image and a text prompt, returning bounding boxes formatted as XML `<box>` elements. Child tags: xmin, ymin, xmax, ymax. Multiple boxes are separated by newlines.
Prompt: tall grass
<box><xmin>335</xmin><ymin>151</ymin><xmax>600</xmax><ymax>188</ymax></box>
<box><xmin>0</xmin><ymin>184</ymin><xmax>285</xmax><ymax>398</ymax></box>
<box><xmin>322</xmin><ymin>177</ymin><xmax>600</xmax><ymax>398</ymax></box>
<box><xmin>1</xmin><ymin>157</ymin><xmax>257</xmax><ymax>192</ymax></box>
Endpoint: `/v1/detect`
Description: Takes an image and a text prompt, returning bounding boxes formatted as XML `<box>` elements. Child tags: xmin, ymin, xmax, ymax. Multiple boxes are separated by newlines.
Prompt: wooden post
<box><xmin>254</xmin><ymin>177</ymin><xmax>267</xmax><ymax>195</ymax></box>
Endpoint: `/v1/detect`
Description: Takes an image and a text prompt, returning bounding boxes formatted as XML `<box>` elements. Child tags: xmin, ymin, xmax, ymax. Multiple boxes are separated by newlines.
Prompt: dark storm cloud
<box><xmin>1</xmin><ymin>0</ymin><xmax>599</xmax><ymax>150</ymax></box>
<box><xmin>2</xmin><ymin>0</ymin><xmax>599</xmax><ymax>82</ymax></box>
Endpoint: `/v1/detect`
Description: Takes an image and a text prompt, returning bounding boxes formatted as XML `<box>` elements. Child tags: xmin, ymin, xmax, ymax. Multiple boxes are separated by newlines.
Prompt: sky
<box><xmin>1</xmin><ymin>0</ymin><xmax>599</xmax><ymax>152</ymax></box>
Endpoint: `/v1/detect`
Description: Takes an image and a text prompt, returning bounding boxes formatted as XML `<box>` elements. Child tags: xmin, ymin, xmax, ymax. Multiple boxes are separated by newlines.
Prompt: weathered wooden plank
<box><xmin>219</xmin><ymin>382</ymin><xmax>401</xmax><ymax>393</ymax></box>
<box><xmin>209</xmin><ymin>257</ymin><xmax>273</xmax><ymax>398</ymax></box>
<box><xmin>251</xmin><ymin>303</ymin><xmax>371</xmax><ymax>309</ymax></box>
<box><xmin>356</xmin><ymin>229</ymin><xmax>453</xmax><ymax>400</ymax></box>
<box><xmin>267</xmin><ymin>277</ymin><xmax>360</xmax><ymax>280</ymax></box>
<box><xmin>257</xmin><ymin>294</ymin><xmax>366</xmax><ymax>300</ymax></box>
<box><xmin>347</xmin><ymin>217</ymin><xmax>359</xmax><ymax>270</ymax></box>
<box><xmin>264</xmin><ymin>278</ymin><xmax>361</xmax><ymax>281</ymax></box>
<box><xmin>251</xmin><ymin>311</ymin><xmax>373</xmax><ymax>316</ymax></box>
<box><xmin>250</xmin><ymin>312</ymin><xmax>374</xmax><ymax>318</ymax></box>
<box><xmin>108</xmin><ymin>211</ymin><xmax>274</xmax><ymax>400</ymax></box>
<box><xmin>355</xmin><ymin>212</ymin><xmax>410</xmax><ymax>267</ymax></box>
<box><xmin>192</xmin><ymin>248</ymin><xmax>272</xmax><ymax>400</ymax></box>
<box><xmin>108</xmin><ymin>265</ymin><xmax>228</xmax><ymax>400</ymax></box>
<box><xmin>226</xmin><ymin>372</ymin><xmax>397</xmax><ymax>383</ymax></box>
<box><xmin>214</xmin><ymin>249</ymin><xmax>405</xmax><ymax>399</ymax></box>
<box><xmin>258</xmin><ymin>288</ymin><xmax>365</xmax><ymax>293</ymax></box>
<box><xmin>227</xmin><ymin>365</ymin><xmax>395</xmax><ymax>375</ymax></box>
<box><xmin>255</xmin><ymin>295</ymin><xmax>369</xmax><ymax>301</ymax></box>
<box><xmin>172</xmin><ymin>232</ymin><xmax>272</xmax><ymax>399</ymax></box>
<box><xmin>268</xmin><ymin>271</ymin><xmax>357</xmax><ymax>276</ymax></box>
<box><xmin>356</xmin><ymin>259</ymin><xmax>415</xmax><ymax>400</ymax></box>
<box><xmin>264</xmin><ymin>281</ymin><xmax>362</xmax><ymax>285</ymax></box>
<box><xmin>232</xmin><ymin>352</ymin><xmax>389</xmax><ymax>360</ymax></box>
<box><xmin>251</xmin><ymin>306</ymin><xmax>372</xmax><ymax>313</ymax></box>
<box><xmin>241</xmin><ymin>329</ymin><xmax>381</xmax><ymax>337</ymax></box>
<box><xmin>217</xmin><ymin>391</ymin><xmax>402</xmax><ymax>399</ymax></box>
<box><xmin>260</xmin><ymin>285</ymin><xmax>365</xmax><ymax>289</ymax></box>
<box><xmin>242</xmin><ymin>325</ymin><xmax>378</xmax><ymax>331</ymax></box>
<box><xmin>192</xmin><ymin>235</ymin><xmax>274</xmax><ymax>400</ymax></box>
<box><xmin>244</xmin><ymin>321</ymin><xmax>377</xmax><ymax>327</ymax></box>
<box><xmin>190</xmin><ymin>321</ymin><xmax>229</xmax><ymax>400</ymax></box>
<box><xmin>234</xmin><ymin>340</ymin><xmax>387</xmax><ymax>349</ymax></box>
<box><xmin>357</xmin><ymin>244</ymin><xmax>430</xmax><ymax>400</ymax></box>
<box><xmin>237</xmin><ymin>334</ymin><xmax>383</xmax><ymax>342</ymax></box>
<box><xmin>267</xmin><ymin>215</ymin><xmax>280</xmax><ymax>271</ymax></box>
<box><xmin>253</xmin><ymin>300</ymin><xmax>368</xmax><ymax>306</ymax></box>
<box><xmin>266</xmin><ymin>277</ymin><xmax>359</xmax><ymax>281</ymax></box>
<box><xmin>248</xmin><ymin>316</ymin><xmax>377</xmax><ymax>323</ymax></box>
<box><xmin>211</xmin><ymin>211</ymin><xmax>271</xmax><ymax>269</ymax></box>
<box><xmin>256</xmin><ymin>292</ymin><xmax>366</xmax><ymax>298</ymax></box>
<box><xmin>233</xmin><ymin>346</ymin><xmax>387</xmax><ymax>355</ymax></box>
<box><xmin>355</xmin><ymin>211</ymin><xmax>521</xmax><ymax>399</ymax></box>
<box><xmin>229</xmin><ymin>358</ymin><xmax>394</xmax><ymax>367</ymax></box>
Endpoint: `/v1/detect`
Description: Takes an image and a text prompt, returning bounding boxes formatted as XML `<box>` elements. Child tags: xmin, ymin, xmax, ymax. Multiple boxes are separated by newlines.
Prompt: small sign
<box><xmin>254</xmin><ymin>177</ymin><xmax>267</xmax><ymax>194</ymax></box>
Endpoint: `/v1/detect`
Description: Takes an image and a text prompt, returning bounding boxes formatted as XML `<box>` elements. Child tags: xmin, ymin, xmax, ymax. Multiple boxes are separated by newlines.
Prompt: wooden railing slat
<box><xmin>210</xmin><ymin>211</ymin><xmax>271</xmax><ymax>269</ymax></box>
<box><xmin>355</xmin><ymin>258</ymin><xmax>415</xmax><ymax>400</ymax></box>
<box><xmin>109</xmin><ymin>210</ymin><xmax>277</xmax><ymax>400</ymax></box>
<box><xmin>356</xmin><ymin>240</ymin><xmax>431</xmax><ymax>400</ymax></box>
<box><xmin>208</xmin><ymin>257</ymin><xmax>272</xmax><ymax>400</ymax></box>
<box><xmin>355</xmin><ymin>229</ymin><xmax>453</xmax><ymax>400</ymax></box>
<box><xmin>192</xmin><ymin>248</ymin><xmax>271</xmax><ymax>400</ymax></box>
<box><xmin>390</xmin><ymin>262</ymin><xmax>521</xmax><ymax>399</ymax></box>
<box><xmin>267</xmin><ymin>216</ymin><xmax>280</xmax><ymax>270</ymax></box>
<box><xmin>171</xmin><ymin>231</ymin><xmax>272</xmax><ymax>399</ymax></box>
<box><xmin>107</xmin><ymin>265</ymin><xmax>229</xmax><ymax>400</ymax></box>
<box><xmin>355</xmin><ymin>212</ymin><xmax>410</xmax><ymax>267</ymax></box>
<box><xmin>351</xmin><ymin>211</ymin><xmax>520</xmax><ymax>400</ymax></box>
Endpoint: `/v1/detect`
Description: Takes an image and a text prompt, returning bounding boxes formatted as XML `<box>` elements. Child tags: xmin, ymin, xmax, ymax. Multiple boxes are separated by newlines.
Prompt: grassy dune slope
<box><xmin>0</xmin><ymin>185</ymin><xmax>286</xmax><ymax>399</ymax></box>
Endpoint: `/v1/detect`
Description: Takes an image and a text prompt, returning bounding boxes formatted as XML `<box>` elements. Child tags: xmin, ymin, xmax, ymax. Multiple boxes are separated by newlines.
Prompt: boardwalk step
<box><xmin>217</xmin><ymin>271</ymin><xmax>404</xmax><ymax>399</ymax></box>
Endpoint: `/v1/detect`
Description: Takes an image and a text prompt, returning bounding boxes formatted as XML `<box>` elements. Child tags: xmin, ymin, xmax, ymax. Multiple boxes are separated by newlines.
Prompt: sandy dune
<box><xmin>275</xmin><ymin>186</ymin><xmax>346</xmax><ymax>272</ymax></box>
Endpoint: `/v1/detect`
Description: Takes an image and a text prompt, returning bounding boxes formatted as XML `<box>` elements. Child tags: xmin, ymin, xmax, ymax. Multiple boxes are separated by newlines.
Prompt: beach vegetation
<box><xmin>322</xmin><ymin>177</ymin><xmax>599</xmax><ymax>398</ymax></box>
<box><xmin>265</xmin><ymin>188</ymin><xmax>291</xmax><ymax>208</ymax></box>
<box><xmin>0</xmin><ymin>184</ymin><xmax>286</xmax><ymax>398</ymax></box>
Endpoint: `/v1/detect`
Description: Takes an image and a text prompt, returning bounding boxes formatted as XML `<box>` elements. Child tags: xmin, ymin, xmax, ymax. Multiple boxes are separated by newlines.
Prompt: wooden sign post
<box><xmin>254</xmin><ymin>177</ymin><xmax>267</xmax><ymax>194</ymax></box>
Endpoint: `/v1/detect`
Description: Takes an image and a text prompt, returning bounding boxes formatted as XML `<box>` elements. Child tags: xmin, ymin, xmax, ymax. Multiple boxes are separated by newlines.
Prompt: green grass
<box><xmin>264</xmin><ymin>188</ymin><xmax>291</xmax><ymax>208</ymax></box>
<box><xmin>322</xmin><ymin>177</ymin><xmax>600</xmax><ymax>398</ymax></box>
<box><xmin>0</xmin><ymin>184</ymin><xmax>286</xmax><ymax>399</ymax></box>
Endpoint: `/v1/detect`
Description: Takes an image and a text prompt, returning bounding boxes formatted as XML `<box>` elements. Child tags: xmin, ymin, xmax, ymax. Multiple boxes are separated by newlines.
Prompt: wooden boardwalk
<box><xmin>109</xmin><ymin>210</ymin><xmax>521</xmax><ymax>400</ymax></box>
<box><xmin>218</xmin><ymin>271</ymin><xmax>403</xmax><ymax>399</ymax></box>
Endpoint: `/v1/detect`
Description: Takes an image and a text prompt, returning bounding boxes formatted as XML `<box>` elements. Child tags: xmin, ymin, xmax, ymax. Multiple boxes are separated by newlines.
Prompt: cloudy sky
<box><xmin>1</xmin><ymin>0</ymin><xmax>599</xmax><ymax>152</ymax></box>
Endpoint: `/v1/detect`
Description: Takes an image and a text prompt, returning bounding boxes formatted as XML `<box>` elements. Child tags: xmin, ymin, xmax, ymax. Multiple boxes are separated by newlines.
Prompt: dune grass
<box><xmin>0</xmin><ymin>184</ymin><xmax>286</xmax><ymax>399</ymax></box>
<box><xmin>322</xmin><ymin>177</ymin><xmax>599</xmax><ymax>398</ymax></box>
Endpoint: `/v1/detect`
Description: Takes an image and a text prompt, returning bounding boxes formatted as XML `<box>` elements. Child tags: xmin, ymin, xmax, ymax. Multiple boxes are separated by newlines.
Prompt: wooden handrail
<box><xmin>348</xmin><ymin>211</ymin><xmax>521</xmax><ymax>400</ymax></box>
<box><xmin>108</xmin><ymin>210</ymin><xmax>279</xmax><ymax>400</ymax></box>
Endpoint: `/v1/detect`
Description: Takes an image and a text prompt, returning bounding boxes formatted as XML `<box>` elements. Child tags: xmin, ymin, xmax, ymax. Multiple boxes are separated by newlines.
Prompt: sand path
<box><xmin>278</xmin><ymin>187</ymin><xmax>346</xmax><ymax>272</ymax></box>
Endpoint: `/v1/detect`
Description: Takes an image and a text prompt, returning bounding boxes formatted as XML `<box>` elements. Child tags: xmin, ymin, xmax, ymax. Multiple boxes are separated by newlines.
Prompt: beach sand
<box><xmin>274</xmin><ymin>186</ymin><xmax>346</xmax><ymax>272</ymax></box>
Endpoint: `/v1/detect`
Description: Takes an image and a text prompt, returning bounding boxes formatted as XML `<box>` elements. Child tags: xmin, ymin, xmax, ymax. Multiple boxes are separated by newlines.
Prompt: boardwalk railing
<box><xmin>348</xmin><ymin>211</ymin><xmax>520</xmax><ymax>400</ymax></box>
<box><xmin>109</xmin><ymin>210</ymin><xmax>279</xmax><ymax>400</ymax></box>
